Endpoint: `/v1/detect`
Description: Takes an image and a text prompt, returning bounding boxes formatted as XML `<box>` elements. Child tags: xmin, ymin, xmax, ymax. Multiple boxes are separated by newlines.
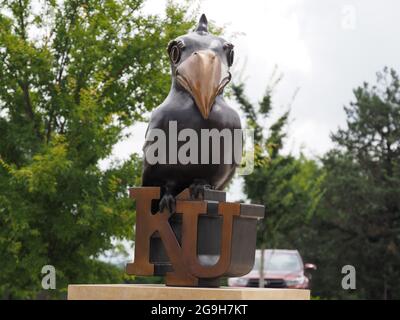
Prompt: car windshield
<box><xmin>253</xmin><ymin>252</ymin><xmax>302</xmax><ymax>272</ymax></box>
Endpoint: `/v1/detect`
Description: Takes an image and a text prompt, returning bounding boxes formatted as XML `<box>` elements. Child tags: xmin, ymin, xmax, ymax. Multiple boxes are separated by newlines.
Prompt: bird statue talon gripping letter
<box><xmin>189</xmin><ymin>179</ymin><xmax>212</xmax><ymax>200</ymax></box>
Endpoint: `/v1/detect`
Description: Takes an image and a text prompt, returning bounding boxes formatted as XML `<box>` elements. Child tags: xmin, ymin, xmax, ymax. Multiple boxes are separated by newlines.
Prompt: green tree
<box><xmin>0</xmin><ymin>0</ymin><xmax>195</xmax><ymax>299</ymax></box>
<box><xmin>232</xmin><ymin>74</ymin><xmax>324</xmax><ymax>286</ymax></box>
<box><xmin>315</xmin><ymin>67</ymin><xmax>400</xmax><ymax>299</ymax></box>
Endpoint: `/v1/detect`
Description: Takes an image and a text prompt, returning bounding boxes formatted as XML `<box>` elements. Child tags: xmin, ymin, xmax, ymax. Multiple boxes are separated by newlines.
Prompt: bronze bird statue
<box><xmin>142</xmin><ymin>14</ymin><xmax>242</xmax><ymax>213</ymax></box>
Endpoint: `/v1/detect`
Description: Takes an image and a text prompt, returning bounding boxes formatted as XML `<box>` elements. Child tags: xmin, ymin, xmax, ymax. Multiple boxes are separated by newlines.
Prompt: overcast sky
<box><xmin>101</xmin><ymin>0</ymin><xmax>400</xmax><ymax>200</ymax></box>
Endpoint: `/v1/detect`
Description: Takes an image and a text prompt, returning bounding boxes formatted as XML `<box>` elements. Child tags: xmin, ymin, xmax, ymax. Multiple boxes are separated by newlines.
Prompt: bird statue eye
<box><xmin>168</xmin><ymin>40</ymin><xmax>185</xmax><ymax>65</ymax></box>
<box><xmin>227</xmin><ymin>49</ymin><xmax>234</xmax><ymax>67</ymax></box>
<box><xmin>223</xmin><ymin>42</ymin><xmax>234</xmax><ymax>67</ymax></box>
<box><xmin>170</xmin><ymin>45</ymin><xmax>181</xmax><ymax>64</ymax></box>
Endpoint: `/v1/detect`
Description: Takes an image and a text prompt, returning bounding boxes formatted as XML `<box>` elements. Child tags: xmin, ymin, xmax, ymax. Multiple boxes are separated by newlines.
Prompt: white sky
<box><xmin>100</xmin><ymin>0</ymin><xmax>400</xmax><ymax>200</ymax></box>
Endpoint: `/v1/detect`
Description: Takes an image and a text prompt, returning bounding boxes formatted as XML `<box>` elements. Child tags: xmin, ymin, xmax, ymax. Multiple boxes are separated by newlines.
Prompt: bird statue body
<box><xmin>142</xmin><ymin>14</ymin><xmax>242</xmax><ymax>212</ymax></box>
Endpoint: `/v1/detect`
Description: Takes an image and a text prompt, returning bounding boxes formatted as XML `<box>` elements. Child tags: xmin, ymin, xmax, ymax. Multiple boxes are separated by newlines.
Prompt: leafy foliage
<box><xmin>232</xmin><ymin>75</ymin><xmax>324</xmax><ymax>250</ymax></box>
<box><xmin>0</xmin><ymin>0</ymin><xmax>195</xmax><ymax>298</ymax></box>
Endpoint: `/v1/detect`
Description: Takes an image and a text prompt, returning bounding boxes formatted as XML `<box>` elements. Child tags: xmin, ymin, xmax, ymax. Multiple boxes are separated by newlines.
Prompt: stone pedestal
<box><xmin>68</xmin><ymin>284</ymin><xmax>310</xmax><ymax>300</ymax></box>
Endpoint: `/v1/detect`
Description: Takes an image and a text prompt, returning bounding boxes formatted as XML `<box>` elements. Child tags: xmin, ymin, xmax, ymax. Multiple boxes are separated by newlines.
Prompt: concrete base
<box><xmin>68</xmin><ymin>284</ymin><xmax>310</xmax><ymax>300</ymax></box>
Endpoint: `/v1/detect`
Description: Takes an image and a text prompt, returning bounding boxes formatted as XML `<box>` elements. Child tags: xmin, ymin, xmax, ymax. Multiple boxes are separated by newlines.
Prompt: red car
<box><xmin>228</xmin><ymin>249</ymin><xmax>316</xmax><ymax>289</ymax></box>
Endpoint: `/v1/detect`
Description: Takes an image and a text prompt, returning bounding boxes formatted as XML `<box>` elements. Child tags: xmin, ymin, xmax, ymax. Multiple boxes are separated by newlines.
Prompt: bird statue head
<box><xmin>167</xmin><ymin>14</ymin><xmax>234</xmax><ymax>119</ymax></box>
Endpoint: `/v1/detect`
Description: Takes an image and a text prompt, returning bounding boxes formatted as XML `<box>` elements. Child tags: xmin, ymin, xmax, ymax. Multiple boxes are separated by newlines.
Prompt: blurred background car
<box><xmin>228</xmin><ymin>249</ymin><xmax>316</xmax><ymax>289</ymax></box>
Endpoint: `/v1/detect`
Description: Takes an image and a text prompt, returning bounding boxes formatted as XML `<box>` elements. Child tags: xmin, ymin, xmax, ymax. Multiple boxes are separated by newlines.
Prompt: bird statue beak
<box><xmin>176</xmin><ymin>50</ymin><xmax>231</xmax><ymax>119</ymax></box>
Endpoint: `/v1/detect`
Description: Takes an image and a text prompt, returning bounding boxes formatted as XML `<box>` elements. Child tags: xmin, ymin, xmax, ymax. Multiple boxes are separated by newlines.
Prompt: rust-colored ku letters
<box><xmin>126</xmin><ymin>187</ymin><xmax>264</xmax><ymax>287</ymax></box>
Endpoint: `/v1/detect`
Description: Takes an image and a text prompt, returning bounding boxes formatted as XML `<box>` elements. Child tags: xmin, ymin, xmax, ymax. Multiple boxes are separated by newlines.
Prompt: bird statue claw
<box><xmin>189</xmin><ymin>179</ymin><xmax>212</xmax><ymax>200</ymax></box>
<box><xmin>159</xmin><ymin>193</ymin><xmax>176</xmax><ymax>214</ymax></box>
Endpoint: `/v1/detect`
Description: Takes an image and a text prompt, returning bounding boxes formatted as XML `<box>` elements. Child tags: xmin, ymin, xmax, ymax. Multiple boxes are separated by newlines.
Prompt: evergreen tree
<box><xmin>316</xmin><ymin>67</ymin><xmax>400</xmax><ymax>299</ymax></box>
